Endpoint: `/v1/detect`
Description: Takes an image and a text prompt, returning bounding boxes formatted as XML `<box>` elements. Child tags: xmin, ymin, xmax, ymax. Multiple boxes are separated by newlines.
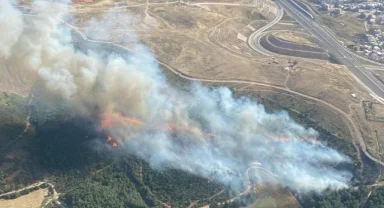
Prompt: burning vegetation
<box><xmin>0</xmin><ymin>0</ymin><xmax>354</xmax><ymax>192</ymax></box>
<box><xmin>100</xmin><ymin>111</ymin><xmax>217</xmax><ymax>148</ymax></box>
<box><xmin>100</xmin><ymin>110</ymin><xmax>319</xmax><ymax>149</ymax></box>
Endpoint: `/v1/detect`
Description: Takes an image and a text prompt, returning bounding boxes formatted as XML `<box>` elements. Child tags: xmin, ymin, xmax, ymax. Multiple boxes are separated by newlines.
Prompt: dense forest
<box><xmin>29</xmin><ymin>108</ymin><xmax>230</xmax><ymax>207</ymax></box>
<box><xmin>0</xmin><ymin>91</ymin><xmax>231</xmax><ymax>207</ymax></box>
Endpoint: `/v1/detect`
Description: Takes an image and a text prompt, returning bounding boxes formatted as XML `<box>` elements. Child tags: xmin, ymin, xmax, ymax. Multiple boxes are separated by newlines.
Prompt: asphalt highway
<box><xmin>248</xmin><ymin>5</ymin><xmax>284</xmax><ymax>56</ymax></box>
<box><xmin>276</xmin><ymin>0</ymin><xmax>384</xmax><ymax>99</ymax></box>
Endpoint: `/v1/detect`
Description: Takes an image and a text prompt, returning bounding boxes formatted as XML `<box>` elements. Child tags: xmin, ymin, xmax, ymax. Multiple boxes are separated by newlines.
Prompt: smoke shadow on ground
<box><xmin>31</xmin><ymin>116</ymin><xmax>103</xmax><ymax>171</ymax></box>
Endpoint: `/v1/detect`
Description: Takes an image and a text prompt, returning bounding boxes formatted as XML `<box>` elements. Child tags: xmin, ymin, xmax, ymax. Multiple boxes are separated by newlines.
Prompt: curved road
<box><xmin>276</xmin><ymin>0</ymin><xmax>384</xmax><ymax>100</ymax></box>
<box><xmin>246</xmin><ymin>0</ymin><xmax>384</xmax><ymax>166</ymax></box>
<box><xmin>256</xmin><ymin>30</ymin><xmax>329</xmax><ymax>60</ymax></box>
<box><xmin>59</xmin><ymin>0</ymin><xmax>384</xmax><ymax>167</ymax></box>
<box><xmin>247</xmin><ymin>5</ymin><xmax>284</xmax><ymax>56</ymax></box>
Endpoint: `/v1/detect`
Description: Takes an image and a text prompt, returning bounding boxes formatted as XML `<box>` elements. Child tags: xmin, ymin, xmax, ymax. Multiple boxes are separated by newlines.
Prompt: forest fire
<box><xmin>100</xmin><ymin>112</ymin><xmax>316</xmax><ymax>148</ymax></box>
<box><xmin>100</xmin><ymin>112</ymin><xmax>217</xmax><ymax>147</ymax></box>
<box><xmin>106</xmin><ymin>135</ymin><xmax>118</xmax><ymax>148</ymax></box>
<box><xmin>101</xmin><ymin>112</ymin><xmax>145</xmax><ymax>147</ymax></box>
<box><xmin>101</xmin><ymin>112</ymin><xmax>143</xmax><ymax>129</ymax></box>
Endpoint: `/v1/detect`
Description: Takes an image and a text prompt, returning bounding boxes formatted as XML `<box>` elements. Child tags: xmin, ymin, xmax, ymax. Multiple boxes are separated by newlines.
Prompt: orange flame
<box><xmin>122</xmin><ymin>116</ymin><xmax>143</xmax><ymax>125</ymax></box>
<box><xmin>101</xmin><ymin>112</ymin><xmax>143</xmax><ymax>130</ymax></box>
<box><xmin>101</xmin><ymin>111</ymin><xmax>217</xmax><ymax>147</ymax></box>
<box><xmin>101</xmin><ymin>114</ymin><xmax>112</xmax><ymax>129</ymax></box>
<box><xmin>106</xmin><ymin>135</ymin><xmax>118</xmax><ymax>148</ymax></box>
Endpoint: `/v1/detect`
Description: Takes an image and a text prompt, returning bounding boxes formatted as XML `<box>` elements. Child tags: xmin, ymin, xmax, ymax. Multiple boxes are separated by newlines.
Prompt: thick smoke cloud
<box><xmin>1</xmin><ymin>0</ymin><xmax>352</xmax><ymax>192</ymax></box>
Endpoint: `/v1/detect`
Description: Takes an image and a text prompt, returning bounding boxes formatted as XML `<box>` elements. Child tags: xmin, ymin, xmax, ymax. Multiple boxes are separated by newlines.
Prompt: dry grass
<box><xmin>142</xmin><ymin>33</ymin><xmax>286</xmax><ymax>84</ymax></box>
<box><xmin>376</xmin><ymin>124</ymin><xmax>384</xmax><ymax>161</ymax></box>
<box><xmin>243</xmin><ymin>87</ymin><xmax>352</xmax><ymax>140</ymax></box>
<box><xmin>300</xmin><ymin>0</ymin><xmax>366</xmax><ymax>45</ymax></box>
<box><xmin>320</xmin><ymin>12</ymin><xmax>365</xmax><ymax>45</ymax></box>
<box><xmin>371</xmin><ymin>103</ymin><xmax>384</xmax><ymax>118</ymax></box>
<box><xmin>0</xmin><ymin>189</ymin><xmax>48</xmax><ymax>208</ymax></box>
<box><xmin>362</xmin><ymin>102</ymin><xmax>384</xmax><ymax>158</ymax></box>
<box><xmin>274</xmin><ymin>31</ymin><xmax>316</xmax><ymax>47</ymax></box>
<box><xmin>289</xmin><ymin>61</ymin><xmax>370</xmax><ymax>113</ymax></box>
<box><xmin>247</xmin><ymin>185</ymin><xmax>300</xmax><ymax>208</ymax></box>
<box><xmin>0</xmin><ymin>64</ymin><xmax>37</xmax><ymax>97</ymax></box>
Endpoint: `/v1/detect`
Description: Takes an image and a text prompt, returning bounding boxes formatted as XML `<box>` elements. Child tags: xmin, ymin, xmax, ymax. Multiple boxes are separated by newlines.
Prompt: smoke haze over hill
<box><xmin>0</xmin><ymin>0</ymin><xmax>352</xmax><ymax>192</ymax></box>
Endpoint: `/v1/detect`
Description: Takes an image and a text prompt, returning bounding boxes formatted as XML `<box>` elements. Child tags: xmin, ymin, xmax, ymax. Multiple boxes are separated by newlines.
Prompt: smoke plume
<box><xmin>1</xmin><ymin>0</ymin><xmax>352</xmax><ymax>192</ymax></box>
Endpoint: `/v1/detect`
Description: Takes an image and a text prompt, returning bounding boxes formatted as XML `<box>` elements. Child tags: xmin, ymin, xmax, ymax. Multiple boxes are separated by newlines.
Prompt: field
<box><xmin>0</xmin><ymin>189</ymin><xmax>48</xmax><ymax>208</ymax></box>
<box><xmin>247</xmin><ymin>185</ymin><xmax>300</xmax><ymax>208</ymax></box>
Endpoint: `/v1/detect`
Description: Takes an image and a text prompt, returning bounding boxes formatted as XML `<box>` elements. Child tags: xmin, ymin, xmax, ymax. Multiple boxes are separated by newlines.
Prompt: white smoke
<box><xmin>1</xmin><ymin>0</ymin><xmax>352</xmax><ymax>192</ymax></box>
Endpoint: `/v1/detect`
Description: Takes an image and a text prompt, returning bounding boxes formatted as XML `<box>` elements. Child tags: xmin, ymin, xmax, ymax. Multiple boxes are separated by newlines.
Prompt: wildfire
<box><xmin>155</xmin><ymin>123</ymin><xmax>194</xmax><ymax>133</ymax></box>
<box><xmin>122</xmin><ymin>116</ymin><xmax>143</xmax><ymax>125</ymax></box>
<box><xmin>275</xmin><ymin>136</ymin><xmax>318</xmax><ymax>144</ymax></box>
<box><xmin>102</xmin><ymin>112</ymin><xmax>215</xmax><ymax>136</ymax></box>
<box><xmin>101</xmin><ymin>112</ymin><xmax>143</xmax><ymax>129</ymax></box>
<box><xmin>101</xmin><ymin>111</ymin><xmax>218</xmax><ymax>147</ymax></box>
<box><xmin>101</xmin><ymin>114</ymin><xmax>112</xmax><ymax>129</ymax></box>
<box><xmin>106</xmin><ymin>136</ymin><xmax>118</xmax><ymax>148</ymax></box>
<box><xmin>101</xmin><ymin>111</ymin><xmax>316</xmax><ymax>148</ymax></box>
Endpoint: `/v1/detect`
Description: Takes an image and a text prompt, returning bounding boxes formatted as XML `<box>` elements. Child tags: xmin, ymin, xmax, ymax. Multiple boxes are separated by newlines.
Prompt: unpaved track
<box><xmin>0</xmin><ymin>94</ymin><xmax>34</xmax><ymax>153</ymax></box>
<box><xmin>0</xmin><ymin>182</ymin><xmax>45</xmax><ymax>198</ymax></box>
<box><xmin>186</xmin><ymin>189</ymin><xmax>225</xmax><ymax>208</ymax></box>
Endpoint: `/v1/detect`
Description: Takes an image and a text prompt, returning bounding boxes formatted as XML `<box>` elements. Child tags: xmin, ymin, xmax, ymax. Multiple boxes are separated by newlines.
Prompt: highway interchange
<box><xmin>273</xmin><ymin>0</ymin><xmax>384</xmax><ymax>100</ymax></box>
<box><xmin>249</xmin><ymin>0</ymin><xmax>384</xmax><ymax>167</ymax></box>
